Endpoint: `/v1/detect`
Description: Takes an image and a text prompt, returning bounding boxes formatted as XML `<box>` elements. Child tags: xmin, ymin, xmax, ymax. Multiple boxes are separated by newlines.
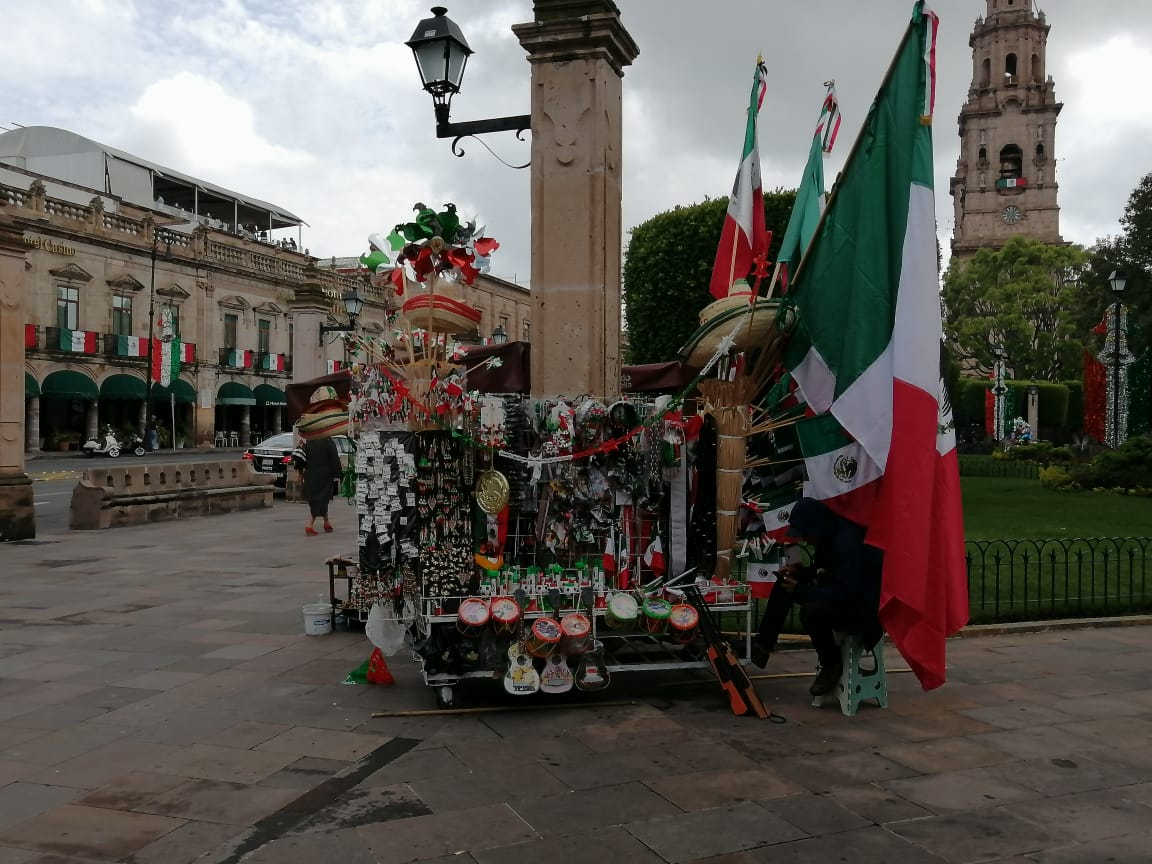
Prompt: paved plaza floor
<box><xmin>1</xmin><ymin>502</ymin><xmax>1151</xmax><ymax>863</ymax></box>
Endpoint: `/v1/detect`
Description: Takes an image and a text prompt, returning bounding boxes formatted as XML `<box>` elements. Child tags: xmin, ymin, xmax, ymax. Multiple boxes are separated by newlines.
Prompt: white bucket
<box><xmin>302</xmin><ymin>603</ymin><xmax>333</xmax><ymax>636</ymax></box>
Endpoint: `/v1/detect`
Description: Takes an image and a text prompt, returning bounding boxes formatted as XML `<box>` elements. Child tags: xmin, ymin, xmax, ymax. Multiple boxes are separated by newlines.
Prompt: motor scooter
<box><xmin>82</xmin><ymin>427</ymin><xmax>124</xmax><ymax>458</ymax></box>
<box><xmin>123</xmin><ymin>432</ymin><xmax>147</xmax><ymax>457</ymax></box>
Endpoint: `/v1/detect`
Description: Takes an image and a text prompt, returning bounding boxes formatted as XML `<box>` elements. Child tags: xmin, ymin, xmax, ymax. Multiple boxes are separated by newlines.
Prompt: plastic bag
<box><xmin>366</xmin><ymin>602</ymin><xmax>407</xmax><ymax>656</ymax></box>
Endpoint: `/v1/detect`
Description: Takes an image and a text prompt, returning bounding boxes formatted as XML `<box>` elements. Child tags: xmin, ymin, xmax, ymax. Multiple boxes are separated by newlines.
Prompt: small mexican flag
<box><xmin>262</xmin><ymin>353</ymin><xmax>285</xmax><ymax>372</ymax></box>
<box><xmin>745</xmin><ymin>559</ymin><xmax>780</xmax><ymax>599</ymax></box>
<box><xmin>326</xmin><ymin>360</ymin><xmax>344</xmax><ymax>374</ymax></box>
<box><xmin>228</xmin><ymin>348</ymin><xmax>253</xmax><ymax>368</ymax></box>
<box><xmin>116</xmin><ymin>335</ymin><xmax>148</xmax><ymax>358</ymax></box>
<box><xmin>179</xmin><ymin>342</ymin><xmax>196</xmax><ymax>364</ymax></box>
<box><xmin>756</xmin><ymin>486</ymin><xmax>803</xmax><ymax>542</ymax></box>
<box><xmin>59</xmin><ymin>328</ymin><xmax>97</xmax><ymax>353</ymax></box>
<box><xmin>151</xmin><ymin>338</ymin><xmax>181</xmax><ymax>386</ymax></box>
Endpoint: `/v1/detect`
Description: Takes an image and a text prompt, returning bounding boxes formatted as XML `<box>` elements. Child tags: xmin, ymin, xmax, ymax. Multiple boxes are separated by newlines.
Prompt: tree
<box><xmin>1121</xmin><ymin>172</ymin><xmax>1152</xmax><ymax>274</ymax></box>
<box><xmin>942</xmin><ymin>236</ymin><xmax>1090</xmax><ymax>381</ymax></box>
<box><xmin>623</xmin><ymin>190</ymin><xmax>796</xmax><ymax>365</ymax></box>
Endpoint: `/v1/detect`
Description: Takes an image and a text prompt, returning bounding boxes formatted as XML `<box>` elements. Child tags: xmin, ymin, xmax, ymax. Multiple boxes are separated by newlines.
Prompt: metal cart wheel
<box><xmin>435</xmin><ymin>685</ymin><xmax>455</xmax><ymax>709</ymax></box>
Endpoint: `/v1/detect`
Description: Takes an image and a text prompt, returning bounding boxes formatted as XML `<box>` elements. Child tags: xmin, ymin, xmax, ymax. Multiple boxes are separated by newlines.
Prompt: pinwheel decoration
<box><xmin>358</xmin><ymin>202</ymin><xmax>500</xmax><ymax>293</ymax></box>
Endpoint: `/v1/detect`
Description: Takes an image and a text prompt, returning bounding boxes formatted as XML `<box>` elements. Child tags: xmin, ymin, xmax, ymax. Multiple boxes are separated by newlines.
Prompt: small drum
<box><xmin>456</xmin><ymin>597</ymin><xmax>490</xmax><ymax>638</ymax></box>
<box><xmin>605</xmin><ymin>593</ymin><xmax>639</xmax><ymax>631</ymax></box>
<box><xmin>668</xmin><ymin>604</ymin><xmax>699</xmax><ymax>643</ymax></box>
<box><xmin>490</xmin><ymin>596</ymin><xmax>521</xmax><ymax>636</ymax></box>
<box><xmin>525</xmin><ymin>617</ymin><xmax>562</xmax><ymax>658</ymax></box>
<box><xmin>559</xmin><ymin>613</ymin><xmax>591</xmax><ymax>655</ymax></box>
<box><xmin>641</xmin><ymin>597</ymin><xmax>673</xmax><ymax>635</ymax></box>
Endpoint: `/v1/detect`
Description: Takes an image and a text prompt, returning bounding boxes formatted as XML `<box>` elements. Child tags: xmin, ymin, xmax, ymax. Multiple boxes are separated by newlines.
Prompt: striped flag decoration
<box><xmin>228</xmin><ymin>349</ymin><xmax>253</xmax><ymax>368</ymax></box>
<box><xmin>151</xmin><ymin>338</ymin><xmax>180</xmax><ymax>386</ymax></box>
<box><xmin>25</xmin><ymin>324</ymin><xmax>36</xmax><ymax>349</ymax></box>
<box><xmin>325</xmin><ymin>360</ymin><xmax>344</xmax><ymax>374</ymax></box>
<box><xmin>59</xmin><ymin>328</ymin><xmax>98</xmax><ymax>353</ymax></box>
<box><xmin>262</xmin><ymin>353</ymin><xmax>285</xmax><ymax>372</ymax></box>
<box><xmin>180</xmin><ymin>342</ymin><xmax>196</xmax><ymax>364</ymax></box>
<box><xmin>116</xmin><ymin>335</ymin><xmax>148</xmax><ymax>357</ymax></box>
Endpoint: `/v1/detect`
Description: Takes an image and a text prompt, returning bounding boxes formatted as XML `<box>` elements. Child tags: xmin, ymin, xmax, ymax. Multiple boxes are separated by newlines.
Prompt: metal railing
<box><xmin>958</xmin><ymin>455</ymin><xmax>1041</xmax><ymax>479</ymax></box>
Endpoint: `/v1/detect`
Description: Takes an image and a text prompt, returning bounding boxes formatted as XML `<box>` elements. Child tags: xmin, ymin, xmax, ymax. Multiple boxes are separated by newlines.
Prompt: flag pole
<box><xmin>787</xmin><ymin>19</ymin><xmax>918</xmax><ymax>290</ymax></box>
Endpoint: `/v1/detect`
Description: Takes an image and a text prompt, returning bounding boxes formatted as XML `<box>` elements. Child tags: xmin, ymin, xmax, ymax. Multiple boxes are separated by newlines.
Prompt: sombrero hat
<box><xmin>296</xmin><ymin>385</ymin><xmax>350</xmax><ymax>440</ymax></box>
<box><xmin>696</xmin><ymin>279</ymin><xmax>756</xmax><ymax>326</ymax></box>
<box><xmin>678</xmin><ymin>297</ymin><xmax>792</xmax><ymax>368</ymax></box>
<box><xmin>401</xmin><ymin>294</ymin><xmax>483</xmax><ymax>335</ymax></box>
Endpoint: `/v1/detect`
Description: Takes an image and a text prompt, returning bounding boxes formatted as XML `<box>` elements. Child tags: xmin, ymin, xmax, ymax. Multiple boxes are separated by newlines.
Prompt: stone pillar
<box><xmin>289</xmin><ymin>265</ymin><xmax>329</xmax><ymax>384</ymax></box>
<box><xmin>25</xmin><ymin>397</ymin><xmax>40</xmax><ymax>453</ymax></box>
<box><xmin>514</xmin><ymin>1</ymin><xmax>638</xmax><ymax>399</ymax></box>
<box><xmin>138</xmin><ymin>400</ymin><xmax>148</xmax><ymax>435</ymax></box>
<box><xmin>1027</xmin><ymin>385</ymin><xmax>1040</xmax><ymax>439</ymax></box>
<box><xmin>272</xmin><ymin>406</ymin><xmax>283</xmax><ymax>433</ymax></box>
<box><xmin>85</xmin><ymin>401</ymin><xmax>99</xmax><ymax>441</ymax></box>
<box><xmin>0</xmin><ymin>212</ymin><xmax>35</xmax><ymax>540</ymax></box>
<box><xmin>240</xmin><ymin>405</ymin><xmax>251</xmax><ymax>447</ymax></box>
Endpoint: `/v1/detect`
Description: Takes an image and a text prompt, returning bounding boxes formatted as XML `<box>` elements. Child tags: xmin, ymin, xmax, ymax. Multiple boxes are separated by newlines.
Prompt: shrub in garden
<box><xmin>1068</xmin><ymin>436</ymin><xmax>1152</xmax><ymax>494</ymax></box>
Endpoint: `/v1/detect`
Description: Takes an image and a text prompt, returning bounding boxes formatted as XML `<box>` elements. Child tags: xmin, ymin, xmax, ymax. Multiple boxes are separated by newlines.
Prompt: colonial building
<box><xmin>1</xmin><ymin>126</ymin><xmax>531</xmax><ymax>453</ymax></box>
<box><xmin>950</xmin><ymin>0</ymin><xmax>1063</xmax><ymax>258</ymax></box>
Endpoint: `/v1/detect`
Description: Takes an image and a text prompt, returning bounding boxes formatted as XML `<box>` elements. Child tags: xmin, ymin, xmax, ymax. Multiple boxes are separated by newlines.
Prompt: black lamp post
<box><xmin>491</xmin><ymin>324</ymin><xmax>508</xmax><ymax>345</ymax></box>
<box><xmin>991</xmin><ymin>343</ymin><xmax>1007</xmax><ymax>442</ymax></box>
<box><xmin>1108</xmin><ymin>269</ymin><xmax>1127</xmax><ymax>448</ymax></box>
<box><xmin>407</xmin><ymin>6</ymin><xmax>531</xmax><ymax>157</ymax></box>
<box><xmin>318</xmin><ymin>288</ymin><xmax>364</xmax><ymax>343</ymax></box>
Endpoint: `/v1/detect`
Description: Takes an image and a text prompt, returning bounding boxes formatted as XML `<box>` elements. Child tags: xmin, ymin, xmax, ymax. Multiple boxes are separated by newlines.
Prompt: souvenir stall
<box><xmin>320</xmin><ymin>206</ymin><xmax>795</xmax><ymax>709</ymax></box>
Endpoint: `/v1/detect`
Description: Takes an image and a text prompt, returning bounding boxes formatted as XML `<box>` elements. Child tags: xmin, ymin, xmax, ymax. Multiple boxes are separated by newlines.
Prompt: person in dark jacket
<box><xmin>750</xmin><ymin>497</ymin><xmax>883</xmax><ymax>696</ymax></box>
<box><xmin>297</xmin><ymin>435</ymin><xmax>343</xmax><ymax>536</ymax></box>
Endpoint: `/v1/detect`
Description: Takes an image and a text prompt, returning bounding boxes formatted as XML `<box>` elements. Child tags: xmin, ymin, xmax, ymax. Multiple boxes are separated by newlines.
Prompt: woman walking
<box><xmin>298</xmin><ymin>435</ymin><xmax>343</xmax><ymax>535</ymax></box>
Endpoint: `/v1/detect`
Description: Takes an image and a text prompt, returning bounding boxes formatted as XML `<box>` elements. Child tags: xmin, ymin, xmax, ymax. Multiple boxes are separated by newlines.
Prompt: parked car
<box><xmin>243</xmin><ymin>432</ymin><xmax>352</xmax><ymax>488</ymax></box>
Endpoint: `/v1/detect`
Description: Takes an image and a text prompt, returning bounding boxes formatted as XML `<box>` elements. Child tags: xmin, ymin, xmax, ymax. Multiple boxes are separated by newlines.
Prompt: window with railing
<box><xmin>56</xmin><ymin>285</ymin><xmax>79</xmax><ymax>331</ymax></box>
<box><xmin>112</xmin><ymin>295</ymin><xmax>133</xmax><ymax>336</ymax></box>
<box><xmin>258</xmin><ymin>318</ymin><xmax>271</xmax><ymax>354</ymax></box>
<box><xmin>224</xmin><ymin>313</ymin><xmax>238</xmax><ymax>349</ymax></box>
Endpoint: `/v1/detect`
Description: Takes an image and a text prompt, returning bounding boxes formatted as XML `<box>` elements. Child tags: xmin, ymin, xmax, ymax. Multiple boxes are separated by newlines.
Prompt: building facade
<box><xmin>2</xmin><ymin>127</ymin><xmax>531</xmax><ymax>453</ymax></box>
<box><xmin>950</xmin><ymin>0</ymin><xmax>1063</xmax><ymax>258</ymax></box>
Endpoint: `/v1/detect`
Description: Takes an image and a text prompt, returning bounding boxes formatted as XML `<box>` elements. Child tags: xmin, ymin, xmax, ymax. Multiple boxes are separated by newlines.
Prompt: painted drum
<box><xmin>456</xmin><ymin>597</ymin><xmax>490</xmax><ymax>638</ymax></box>
<box><xmin>559</xmin><ymin>613</ymin><xmax>592</xmax><ymax>655</ymax></box>
<box><xmin>641</xmin><ymin>597</ymin><xmax>673</xmax><ymax>635</ymax></box>
<box><xmin>525</xmin><ymin>617</ymin><xmax>562</xmax><ymax>659</ymax></box>
<box><xmin>605</xmin><ymin>592</ymin><xmax>639</xmax><ymax>631</ymax></box>
<box><xmin>489</xmin><ymin>596</ymin><xmax>521</xmax><ymax>636</ymax></box>
<box><xmin>668</xmin><ymin>603</ymin><xmax>700</xmax><ymax>643</ymax></box>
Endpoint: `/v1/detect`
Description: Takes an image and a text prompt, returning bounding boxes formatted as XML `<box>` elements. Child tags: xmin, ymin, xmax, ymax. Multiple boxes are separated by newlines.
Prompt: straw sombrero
<box><xmin>296</xmin><ymin>385</ymin><xmax>349</xmax><ymax>440</ymax></box>
<box><xmin>678</xmin><ymin>297</ymin><xmax>792</xmax><ymax>368</ymax></box>
<box><xmin>401</xmin><ymin>294</ymin><xmax>482</xmax><ymax>334</ymax></box>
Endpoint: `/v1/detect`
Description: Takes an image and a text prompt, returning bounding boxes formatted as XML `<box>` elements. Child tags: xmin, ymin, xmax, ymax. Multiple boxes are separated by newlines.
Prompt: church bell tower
<box><xmin>950</xmin><ymin>0</ymin><xmax>1063</xmax><ymax>258</ymax></box>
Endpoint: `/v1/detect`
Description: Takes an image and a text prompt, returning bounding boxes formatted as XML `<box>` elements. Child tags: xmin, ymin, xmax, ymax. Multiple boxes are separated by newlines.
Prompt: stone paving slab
<box><xmin>1</xmin><ymin>506</ymin><xmax>1151</xmax><ymax>863</ymax></box>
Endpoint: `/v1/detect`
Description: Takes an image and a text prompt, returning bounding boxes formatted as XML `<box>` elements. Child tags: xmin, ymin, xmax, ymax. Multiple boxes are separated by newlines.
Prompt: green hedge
<box><xmin>953</xmin><ymin>379</ymin><xmax>1072</xmax><ymax>432</ymax></box>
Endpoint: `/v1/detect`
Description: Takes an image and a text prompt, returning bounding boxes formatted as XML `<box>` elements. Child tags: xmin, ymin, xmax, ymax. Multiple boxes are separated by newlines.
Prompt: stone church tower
<box><xmin>950</xmin><ymin>0</ymin><xmax>1063</xmax><ymax>258</ymax></box>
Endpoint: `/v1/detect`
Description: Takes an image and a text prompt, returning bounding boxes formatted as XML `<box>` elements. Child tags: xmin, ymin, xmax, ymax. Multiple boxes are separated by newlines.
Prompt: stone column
<box><xmin>0</xmin><ymin>212</ymin><xmax>34</xmax><ymax>540</ymax></box>
<box><xmin>138</xmin><ymin>401</ymin><xmax>147</xmax><ymax>435</ymax></box>
<box><xmin>1027</xmin><ymin>385</ymin><xmax>1040</xmax><ymax>439</ymax></box>
<box><xmin>85</xmin><ymin>401</ymin><xmax>99</xmax><ymax>441</ymax></box>
<box><xmin>514</xmin><ymin>0</ymin><xmax>638</xmax><ymax>399</ymax></box>
<box><xmin>289</xmin><ymin>265</ymin><xmax>329</xmax><ymax>384</ymax></box>
<box><xmin>25</xmin><ymin>397</ymin><xmax>40</xmax><ymax>452</ymax></box>
<box><xmin>240</xmin><ymin>405</ymin><xmax>251</xmax><ymax>447</ymax></box>
<box><xmin>272</xmin><ymin>406</ymin><xmax>283</xmax><ymax>433</ymax></box>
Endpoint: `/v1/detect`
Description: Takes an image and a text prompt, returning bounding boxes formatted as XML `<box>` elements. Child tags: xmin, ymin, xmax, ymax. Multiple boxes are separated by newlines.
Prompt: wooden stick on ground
<box><xmin>371</xmin><ymin>699</ymin><xmax>637</xmax><ymax>718</ymax></box>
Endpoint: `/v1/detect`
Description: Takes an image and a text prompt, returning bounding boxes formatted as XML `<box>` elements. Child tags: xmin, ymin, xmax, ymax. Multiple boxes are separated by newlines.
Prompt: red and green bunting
<box><xmin>58</xmin><ymin>328</ymin><xmax>98</xmax><ymax>353</ymax></box>
<box><xmin>781</xmin><ymin>2</ymin><xmax>966</xmax><ymax>691</ymax></box>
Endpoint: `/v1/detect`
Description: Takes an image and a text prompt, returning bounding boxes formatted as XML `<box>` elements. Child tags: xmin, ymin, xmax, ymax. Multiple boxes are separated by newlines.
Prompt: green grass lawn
<box><xmin>961</xmin><ymin>476</ymin><xmax>1152</xmax><ymax>541</ymax></box>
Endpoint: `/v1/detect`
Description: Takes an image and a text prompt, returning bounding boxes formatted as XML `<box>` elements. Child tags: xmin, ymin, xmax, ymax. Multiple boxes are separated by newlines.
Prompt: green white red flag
<box><xmin>709</xmin><ymin>58</ymin><xmax>768</xmax><ymax>299</ymax></box>
<box><xmin>151</xmin><ymin>338</ymin><xmax>181</xmax><ymax>386</ymax></box>
<box><xmin>783</xmin><ymin>2</ymin><xmax>967</xmax><ymax>690</ymax></box>
<box><xmin>59</xmin><ymin>328</ymin><xmax>98</xmax><ymax>353</ymax></box>
<box><xmin>776</xmin><ymin>82</ymin><xmax>840</xmax><ymax>289</ymax></box>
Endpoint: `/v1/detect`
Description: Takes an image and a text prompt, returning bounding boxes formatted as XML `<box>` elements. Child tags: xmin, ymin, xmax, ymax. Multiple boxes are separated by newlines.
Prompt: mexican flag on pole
<box><xmin>59</xmin><ymin>328</ymin><xmax>98</xmax><ymax>353</ymax></box>
<box><xmin>782</xmin><ymin>2</ymin><xmax>967</xmax><ymax>690</ymax></box>
<box><xmin>709</xmin><ymin>57</ymin><xmax>768</xmax><ymax>300</ymax></box>
<box><xmin>151</xmin><ymin>338</ymin><xmax>180</xmax><ymax>386</ymax></box>
<box><xmin>776</xmin><ymin>82</ymin><xmax>840</xmax><ymax>290</ymax></box>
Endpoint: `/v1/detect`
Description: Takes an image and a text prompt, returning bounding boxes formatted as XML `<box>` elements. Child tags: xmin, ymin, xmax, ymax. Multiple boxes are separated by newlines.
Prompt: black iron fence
<box><xmin>958</xmin><ymin>455</ymin><xmax>1040</xmax><ymax>480</ymax></box>
<box><xmin>965</xmin><ymin>537</ymin><xmax>1152</xmax><ymax>624</ymax></box>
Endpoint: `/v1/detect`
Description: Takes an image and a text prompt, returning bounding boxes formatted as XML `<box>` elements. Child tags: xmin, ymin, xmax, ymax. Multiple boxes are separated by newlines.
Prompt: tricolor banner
<box><xmin>151</xmin><ymin>338</ymin><xmax>181</xmax><ymax>386</ymax></box>
<box><xmin>59</xmin><ymin>328</ymin><xmax>98</xmax><ymax>353</ymax></box>
<box><xmin>25</xmin><ymin>324</ymin><xmax>37</xmax><ymax>349</ymax></box>
<box><xmin>745</xmin><ymin>558</ymin><xmax>780</xmax><ymax>599</ymax></box>
<box><xmin>326</xmin><ymin>360</ymin><xmax>344</xmax><ymax>374</ymax></box>
<box><xmin>180</xmin><ymin>342</ymin><xmax>196</xmax><ymax>364</ymax></box>
<box><xmin>116</xmin><ymin>335</ymin><xmax>148</xmax><ymax>358</ymax></box>
<box><xmin>262</xmin><ymin>353</ymin><xmax>286</xmax><ymax>372</ymax></box>
<box><xmin>228</xmin><ymin>349</ymin><xmax>253</xmax><ymax>369</ymax></box>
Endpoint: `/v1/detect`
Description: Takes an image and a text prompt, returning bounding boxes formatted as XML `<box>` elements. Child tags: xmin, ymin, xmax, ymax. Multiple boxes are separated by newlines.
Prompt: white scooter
<box><xmin>82</xmin><ymin>427</ymin><xmax>144</xmax><ymax>458</ymax></box>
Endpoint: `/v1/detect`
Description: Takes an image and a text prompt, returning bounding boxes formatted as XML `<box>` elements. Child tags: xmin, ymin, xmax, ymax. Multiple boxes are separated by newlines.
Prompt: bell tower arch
<box><xmin>950</xmin><ymin>0</ymin><xmax>1063</xmax><ymax>259</ymax></box>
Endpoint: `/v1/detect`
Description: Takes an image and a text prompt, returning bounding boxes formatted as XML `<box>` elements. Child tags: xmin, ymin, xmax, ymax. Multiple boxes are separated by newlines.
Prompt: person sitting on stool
<box><xmin>750</xmin><ymin>497</ymin><xmax>882</xmax><ymax>697</ymax></box>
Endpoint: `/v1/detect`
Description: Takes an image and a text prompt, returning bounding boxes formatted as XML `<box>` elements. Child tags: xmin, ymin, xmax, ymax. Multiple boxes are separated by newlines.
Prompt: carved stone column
<box><xmin>25</xmin><ymin>396</ymin><xmax>40</xmax><ymax>452</ymax></box>
<box><xmin>0</xmin><ymin>212</ymin><xmax>34</xmax><ymax>540</ymax></box>
<box><xmin>85</xmin><ymin>401</ymin><xmax>99</xmax><ymax>441</ymax></box>
<box><xmin>514</xmin><ymin>0</ymin><xmax>638</xmax><ymax>398</ymax></box>
<box><xmin>289</xmin><ymin>265</ymin><xmax>330</xmax><ymax>384</ymax></box>
<box><xmin>240</xmin><ymin>405</ymin><xmax>251</xmax><ymax>447</ymax></box>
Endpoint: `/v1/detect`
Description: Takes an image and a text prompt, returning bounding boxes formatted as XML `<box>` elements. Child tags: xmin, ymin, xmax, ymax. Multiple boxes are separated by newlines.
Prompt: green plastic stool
<box><xmin>812</xmin><ymin>630</ymin><xmax>888</xmax><ymax>716</ymax></box>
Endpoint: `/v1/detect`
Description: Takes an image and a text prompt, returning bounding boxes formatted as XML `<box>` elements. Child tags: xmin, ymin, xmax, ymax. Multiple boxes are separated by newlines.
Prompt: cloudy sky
<box><xmin>4</xmin><ymin>0</ymin><xmax>1150</xmax><ymax>287</ymax></box>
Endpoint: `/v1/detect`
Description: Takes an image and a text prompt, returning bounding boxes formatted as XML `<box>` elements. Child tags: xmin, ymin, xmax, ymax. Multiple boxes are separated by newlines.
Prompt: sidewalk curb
<box><xmin>955</xmin><ymin>614</ymin><xmax>1152</xmax><ymax>638</ymax></box>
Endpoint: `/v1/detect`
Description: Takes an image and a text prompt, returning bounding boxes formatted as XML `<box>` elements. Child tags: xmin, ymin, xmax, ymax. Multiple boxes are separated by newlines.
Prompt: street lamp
<box><xmin>144</xmin><ymin>228</ymin><xmax>176</xmax><ymax>451</ymax></box>
<box><xmin>407</xmin><ymin>6</ymin><xmax>531</xmax><ymax>157</ymax></box>
<box><xmin>491</xmin><ymin>324</ymin><xmax>508</xmax><ymax>345</ymax></box>
<box><xmin>318</xmin><ymin>288</ymin><xmax>364</xmax><ymax>343</ymax></box>
<box><xmin>1108</xmin><ymin>270</ymin><xmax>1127</xmax><ymax>448</ymax></box>
<box><xmin>991</xmin><ymin>343</ymin><xmax>1007</xmax><ymax>442</ymax></box>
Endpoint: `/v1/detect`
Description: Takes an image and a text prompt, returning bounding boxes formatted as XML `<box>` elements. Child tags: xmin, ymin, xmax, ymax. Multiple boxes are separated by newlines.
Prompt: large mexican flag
<box><xmin>784</xmin><ymin>2</ymin><xmax>967</xmax><ymax>690</ymax></box>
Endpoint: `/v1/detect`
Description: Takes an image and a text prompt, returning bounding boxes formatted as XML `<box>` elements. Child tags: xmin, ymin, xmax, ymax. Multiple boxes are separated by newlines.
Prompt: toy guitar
<box><xmin>682</xmin><ymin>583</ymin><xmax>771</xmax><ymax>719</ymax></box>
<box><xmin>574</xmin><ymin>586</ymin><xmax>610</xmax><ymax>692</ymax></box>
<box><xmin>503</xmin><ymin>590</ymin><xmax>540</xmax><ymax>696</ymax></box>
<box><xmin>539</xmin><ymin>653</ymin><xmax>574</xmax><ymax>693</ymax></box>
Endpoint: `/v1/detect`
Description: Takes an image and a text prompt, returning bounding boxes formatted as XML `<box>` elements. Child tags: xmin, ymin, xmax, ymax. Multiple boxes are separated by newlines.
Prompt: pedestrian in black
<box><xmin>298</xmin><ymin>435</ymin><xmax>343</xmax><ymax>536</ymax></box>
<box><xmin>750</xmin><ymin>497</ymin><xmax>883</xmax><ymax>697</ymax></box>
